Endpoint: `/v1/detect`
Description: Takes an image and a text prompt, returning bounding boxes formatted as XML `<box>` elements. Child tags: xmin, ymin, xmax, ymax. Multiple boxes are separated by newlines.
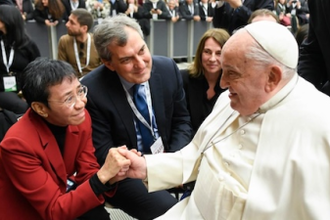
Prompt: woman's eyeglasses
<box><xmin>48</xmin><ymin>85</ymin><xmax>88</xmax><ymax>108</ymax></box>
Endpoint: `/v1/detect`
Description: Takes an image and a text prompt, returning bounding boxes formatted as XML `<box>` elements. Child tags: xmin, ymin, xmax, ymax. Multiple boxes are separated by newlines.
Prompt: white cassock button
<box><xmin>240</xmin><ymin>129</ymin><xmax>245</xmax><ymax>135</ymax></box>
<box><xmin>238</xmin><ymin>144</ymin><xmax>243</xmax><ymax>149</ymax></box>
<box><xmin>224</xmin><ymin>162</ymin><xmax>229</xmax><ymax>167</ymax></box>
<box><xmin>218</xmin><ymin>175</ymin><xmax>224</xmax><ymax>181</ymax></box>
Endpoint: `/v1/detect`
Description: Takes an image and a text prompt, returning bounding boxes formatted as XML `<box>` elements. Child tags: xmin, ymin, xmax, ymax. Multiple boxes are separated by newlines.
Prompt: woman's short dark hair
<box><xmin>21</xmin><ymin>58</ymin><xmax>78</xmax><ymax>107</ymax></box>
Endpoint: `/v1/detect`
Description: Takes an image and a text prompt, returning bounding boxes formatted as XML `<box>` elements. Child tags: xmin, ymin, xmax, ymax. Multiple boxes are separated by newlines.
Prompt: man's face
<box><xmin>220</xmin><ymin>31</ymin><xmax>271</xmax><ymax>116</ymax></box>
<box><xmin>168</xmin><ymin>1</ymin><xmax>175</xmax><ymax>9</ymax></box>
<box><xmin>66</xmin><ymin>14</ymin><xmax>83</xmax><ymax>36</ymax></box>
<box><xmin>44</xmin><ymin>78</ymin><xmax>87</xmax><ymax>126</ymax></box>
<box><xmin>186</xmin><ymin>0</ymin><xmax>193</xmax><ymax>5</ymax></box>
<box><xmin>104</xmin><ymin>27</ymin><xmax>152</xmax><ymax>84</ymax></box>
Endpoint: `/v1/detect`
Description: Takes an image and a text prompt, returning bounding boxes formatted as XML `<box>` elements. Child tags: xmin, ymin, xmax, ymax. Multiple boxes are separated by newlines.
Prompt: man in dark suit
<box><xmin>109</xmin><ymin>0</ymin><xmax>127</xmax><ymax>16</ymax></box>
<box><xmin>298</xmin><ymin>0</ymin><xmax>330</xmax><ymax>96</ymax></box>
<box><xmin>199</xmin><ymin>0</ymin><xmax>215</xmax><ymax>22</ymax></box>
<box><xmin>212</xmin><ymin>0</ymin><xmax>274</xmax><ymax>34</ymax></box>
<box><xmin>179</xmin><ymin>0</ymin><xmax>201</xmax><ymax>21</ymax></box>
<box><xmin>0</xmin><ymin>58</ymin><xmax>131</xmax><ymax>220</ymax></box>
<box><xmin>81</xmin><ymin>15</ymin><xmax>193</xmax><ymax>219</ymax></box>
<box><xmin>61</xmin><ymin>0</ymin><xmax>86</xmax><ymax>21</ymax></box>
<box><xmin>143</xmin><ymin>0</ymin><xmax>171</xmax><ymax>20</ymax></box>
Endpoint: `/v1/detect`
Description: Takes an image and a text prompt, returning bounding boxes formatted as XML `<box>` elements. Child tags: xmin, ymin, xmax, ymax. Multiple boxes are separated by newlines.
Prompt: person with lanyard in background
<box><xmin>0</xmin><ymin>5</ymin><xmax>40</xmax><ymax>115</ymax></box>
<box><xmin>58</xmin><ymin>9</ymin><xmax>102</xmax><ymax>78</ymax></box>
<box><xmin>81</xmin><ymin>15</ymin><xmax>192</xmax><ymax>219</ymax></box>
<box><xmin>212</xmin><ymin>0</ymin><xmax>274</xmax><ymax>35</ymax></box>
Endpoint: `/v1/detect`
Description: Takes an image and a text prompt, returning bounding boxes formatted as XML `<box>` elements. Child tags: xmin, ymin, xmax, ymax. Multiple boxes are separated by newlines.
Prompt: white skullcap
<box><xmin>244</xmin><ymin>21</ymin><xmax>298</xmax><ymax>69</ymax></box>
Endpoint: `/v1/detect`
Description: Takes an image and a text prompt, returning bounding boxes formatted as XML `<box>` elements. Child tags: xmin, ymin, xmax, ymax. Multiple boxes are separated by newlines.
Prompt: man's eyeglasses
<box><xmin>48</xmin><ymin>85</ymin><xmax>88</xmax><ymax>108</ymax></box>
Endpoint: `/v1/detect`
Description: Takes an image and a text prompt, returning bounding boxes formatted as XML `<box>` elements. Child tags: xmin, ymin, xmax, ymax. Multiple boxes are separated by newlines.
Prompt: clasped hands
<box><xmin>97</xmin><ymin>146</ymin><xmax>147</xmax><ymax>185</ymax></box>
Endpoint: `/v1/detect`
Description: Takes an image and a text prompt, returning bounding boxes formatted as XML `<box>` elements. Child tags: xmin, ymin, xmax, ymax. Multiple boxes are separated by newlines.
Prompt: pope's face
<box><xmin>104</xmin><ymin>27</ymin><xmax>152</xmax><ymax>84</ymax></box>
<box><xmin>220</xmin><ymin>31</ymin><xmax>271</xmax><ymax>116</ymax></box>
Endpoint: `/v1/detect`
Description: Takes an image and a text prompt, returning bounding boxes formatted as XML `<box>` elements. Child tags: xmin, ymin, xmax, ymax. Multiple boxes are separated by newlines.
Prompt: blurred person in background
<box><xmin>213</xmin><ymin>0</ymin><xmax>274</xmax><ymax>34</ymax></box>
<box><xmin>248</xmin><ymin>8</ymin><xmax>279</xmax><ymax>23</ymax></box>
<box><xmin>58</xmin><ymin>9</ymin><xmax>101</xmax><ymax>78</ymax></box>
<box><xmin>61</xmin><ymin>0</ymin><xmax>86</xmax><ymax>21</ymax></box>
<box><xmin>181</xmin><ymin>28</ymin><xmax>230</xmax><ymax>134</ymax></box>
<box><xmin>298</xmin><ymin>0</ymin><xmax>329</xmax><ymax>95</ymax></box>
<box><xmin>165</xmin><ymin>0</ymin><xmax>181</xmax><ymax>23</ymax></box>
<box><xmin>33</xmin><ymin>0</ymin><xmax>65</xmax><ymax>26</ymax></box>
<box><xmin>109</xmin><ymin>0</ymin><xmax>127</xmax><ymax>17</ymax></box>
<box><xmin>143</xmin><ymin>0</ymin><xmax>171</xmax><ymax>20</ymax></box>
<box><xmin>13</xmin><ymin>0</ymin><xmax>35</xmax><ymax>21</ymax></box>
<box><xmin>0</xmin><ymin>5</ymin><xmax>40</xmax><ymax>115</ymax></box>
<box><xmin>199</xmin><ymin>0</ymin><xmax>214</xmax><ymax>22</ymax></box>
<box><xmin>124</xmin><ymin>0</ymin><xmax>151</xmax><ymax>36</ymax></box>
<box><xmin>179</xmin><ymin>0</ymin><xmax>201</xmax><ymax>21</ymax></box>
<box><xmin>86</xmin><ymin>0</ymin><xmax>111</xmax><ymax>21</ymax></box>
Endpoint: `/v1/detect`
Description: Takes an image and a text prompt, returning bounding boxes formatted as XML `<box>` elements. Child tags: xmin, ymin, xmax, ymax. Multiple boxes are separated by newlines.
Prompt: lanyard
<box><xmin>1</xmin><ymin>40</ymin><xmax>14</xmax><ymax>74</ymax></box>
<box><xmin>73</xmin><ymin>34</ymin><xmax>91</xmax><ymax>74</ymax></box>
<box><xmin>123</xmin><ymin>82</ymin><xmax>156</xmax><ymax>139</ymax></box>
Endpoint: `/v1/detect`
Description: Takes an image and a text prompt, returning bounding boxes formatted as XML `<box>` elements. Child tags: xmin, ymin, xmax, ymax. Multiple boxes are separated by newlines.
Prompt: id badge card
<box><xmin>150</xmin><ymin>137</ymin><xmax>164</xmax><ymax>154</ymax></box>
<box><xmin>3</xmin><ymin>76</ymin><xmax>17</xmax><ymax>92</ymax></box>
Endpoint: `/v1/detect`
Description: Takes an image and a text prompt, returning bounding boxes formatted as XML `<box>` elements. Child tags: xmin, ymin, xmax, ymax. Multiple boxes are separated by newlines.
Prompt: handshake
<box><xmin>97</xmin><ymin>146</ymin><xmax>147</xmax><ymax>185</ymax></box>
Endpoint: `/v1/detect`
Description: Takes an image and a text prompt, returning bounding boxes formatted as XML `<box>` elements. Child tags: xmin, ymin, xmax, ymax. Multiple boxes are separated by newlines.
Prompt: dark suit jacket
<box><xmin>298</xmin><ymin>0</ymin><xmax>330</xmax><ymax>95</ymax></box>
<box><xmin>0</xmin><ymin>0</ymin><xmax>14</xmax><ymax>5</ymax></box>
<box><xmin>110</xmin><ymin>0</ymin><xmax>127</xmax><ymax>16</ymax></box>
<box><xmin>0</xmin><ymin>109</ymin><xmax>110</xmax><ymax>220</ymax></box>
<box><xmin>198</xmin><ymin>2</ymin><xmax>214</xmax><ymax>21</ymax></box>
<box><xmin>165</xmin><ymin>6</ymin><xmax>181</xmax><ymax>20</ymax></box>
<box><xmin>143</xmin><ymin>1</ymin><xmax>171</xmax><ymax>19</ymax></box>
<box><xmin>179</xmin><ymin>2</ymin><xmax>200</xmax><ymax>20</ymax></box>
<box><xmin>61</xmin><ymin>0</ymin><xmax>86</xmax><ymax>21</ymax></box>
<box><xmin>212</xmin><ymin>0</ymin><xmax>274</xmax><ymax>34</ymax></box>
<box><xmin>81</xmin><ymin>56</ymin><xmax>192</xmax><ymax>165</ymax></box>
<box><xmin>181</xmin><ymin>69</ymin><xmax>225</xmax><ymax>134</ymax></box>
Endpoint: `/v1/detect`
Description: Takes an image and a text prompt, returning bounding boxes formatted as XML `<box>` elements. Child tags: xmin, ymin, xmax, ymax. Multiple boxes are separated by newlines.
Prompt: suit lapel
<box><xmin>108</xmin><ymin>72</ymin><xmax>138</xmax><ymax>146</ymax></box>
<box><xmin>31</xmin><ymin>113</ymin><xmax>67</xmax><ymax>186</ymax></box>
<box><xmin>148</xmin><ymin>62</ymin><xmax>166</xmax><ymax>138</ymax></box>
<box><xmin>62</xmin><ymin>125</ymin><xmax>80</xmax><ymax>175</ymax></box>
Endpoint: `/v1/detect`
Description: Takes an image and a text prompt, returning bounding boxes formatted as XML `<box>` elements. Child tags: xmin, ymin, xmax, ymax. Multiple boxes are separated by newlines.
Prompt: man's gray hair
<box><xmin>93</xmin><ymin>15</ymin><xmax>144</xmax><ymax>60</ymax></box>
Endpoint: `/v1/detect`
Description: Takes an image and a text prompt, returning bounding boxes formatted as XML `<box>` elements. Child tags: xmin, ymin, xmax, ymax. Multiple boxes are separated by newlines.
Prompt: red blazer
<box><xmin>0</xmin><ymin>109</ymin><xmax>114</xmax><ymax>220</ymax></box>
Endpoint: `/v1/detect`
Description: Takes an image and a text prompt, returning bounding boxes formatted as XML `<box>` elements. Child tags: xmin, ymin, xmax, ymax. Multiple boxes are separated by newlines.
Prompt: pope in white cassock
<box><xmin>120</xmin><ymin>21</ymin><xmax>330</xmax><ymax>220</ymax></box>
